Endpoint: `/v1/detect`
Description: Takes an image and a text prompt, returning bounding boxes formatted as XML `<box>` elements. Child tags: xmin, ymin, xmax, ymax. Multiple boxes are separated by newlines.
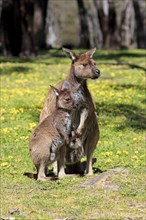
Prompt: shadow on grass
<box><xmin>1</xmin><ymin>49</ymin><xmax>145</xmax><ymax>65</ymax></box>
<box><xmin>115</xmin><ymin>59</ymin><xmax>146</xmax><ymax>72</ymax></box>
<box><xmin>24</xmin><ymin>158</ymin><xmax>102</xmax><ymax>181</ymax></box>
<box><xmin>96</xmin><ymin>102</ymin><xmax>146</xmax><ymax>130</ymax></box>
<box><xmin>0</xmin><ymin>65</ymin><xmax>34</xmax><ymax>75</ymax></box>
<box><xmin>106</xmin><ymin>83</ymin><xmax>145</xmax><ymax>92</ymax></box>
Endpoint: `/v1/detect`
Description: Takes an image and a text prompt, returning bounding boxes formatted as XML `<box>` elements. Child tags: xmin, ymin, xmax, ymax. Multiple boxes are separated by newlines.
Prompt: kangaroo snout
<box><xmin>93</xmin><ymin>69</ymin><xmax>100</xmax><ymax>79</ymax></box>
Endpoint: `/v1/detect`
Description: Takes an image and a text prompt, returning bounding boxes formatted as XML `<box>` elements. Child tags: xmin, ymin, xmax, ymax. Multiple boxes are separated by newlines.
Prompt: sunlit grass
<box><xmin>0</xmin><ymin>49</ymin><xmax>146</xmax><ymax>220</ymax></box>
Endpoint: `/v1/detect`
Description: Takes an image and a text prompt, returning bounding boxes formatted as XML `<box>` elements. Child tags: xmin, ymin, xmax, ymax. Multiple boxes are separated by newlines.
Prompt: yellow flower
<box><xmin>104</xmin><ymin>151</ymin><xmax>113</xmax><ymax>156</ymax></box>
<box><xmin>105</xmin><ymin>159</ymin><xmax>113</xmax><ymax>163</ymax></box>
<box><xmin>132</xmin><ymin>156</ymin><xmax>139</xmax><ymax>160</ymax></box>
<box><xmin>15</xmin><ymin>139</ymin><xmax>19</xmax><ymax>142</ymax></box>
<box><xmin>10</xmin><ymin>108</ymin><xmax>19</xmax><ymax>115</ymax></box>
<box><xmin>1</xmin><ymin>128</ymin><xmax>9</xmax><ymax>134</ymax></box>
<box><xmin>0</xmin><ymin>162</ymin><xmax>10</xmax><ymax>167</ymax></box>
<box><xmin>123</xmin><ymin>150</ymin><xmax>128</xmax><ymax>155</ymax></box>
<box><xmin>29</xmin><ymin>122</ymin><xmax>37</xmax><ymax>130</ymax></box>
<box><xmin>8</xmin><ymin>156</ymin><xmax>13</xmax><ymax>160</ymax></box>
<box><xmin>19</xmin><ymin>108</ymin><xmax>24</xmax><ymax>113</ymax></box>
<box><xmin>117</xmin><ymin>150</ymin><xmax>122</xmax><ymax>155</ymax></box>
<box><xmin>1</xmin><ymin>108</ymin><xmax>6</xmax><ymax>113</ymax></box>
<box><xmin>0</xmin><ymin>116</ymin><xmax>5</xmax><ymax>121</ymax></box>
<box><xmin>133</xmin><ymin>137</ymin><xmax>138</xmax><ymax>142</ymax></box>
<box><xmin>14</xmin><ymin>125</ymin><xmax>21</xmax><ymax>130</ymax></box>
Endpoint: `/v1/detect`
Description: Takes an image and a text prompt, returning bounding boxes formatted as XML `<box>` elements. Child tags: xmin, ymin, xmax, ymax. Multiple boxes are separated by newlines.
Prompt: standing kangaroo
<box><xmin>40</xmin><ymin>48</ymin><xmax>100</xmax><ymax>175</ymax></box>
<box><xmin>29</xmin><ymin>81</ymin><xmax>76</xmax><ymax>181</ymax></box>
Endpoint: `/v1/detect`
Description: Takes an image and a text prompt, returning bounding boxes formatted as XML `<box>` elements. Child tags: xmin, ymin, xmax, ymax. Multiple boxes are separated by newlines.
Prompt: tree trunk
<box><xmin>1</xmin><ymin>0</ymin><xmax>22</xmax><ymax>56</ymax></box>
<box><xmin>96</xmin><ymin>0</ymin><xmax>118</xmax><ymax>49</ymax></box>
<box><xmin>33</xmin><ymin>0</ymin><xmax>48</xmax><ymax>49</ymax></box>
<box><xmin>0</xmin><ymin>0</ymin><xmax>2</xmax><ymax>20</ymax></box>
<box><xmin>96</xmin><ymin>0</ymin><xmax>109</xmax><ymax>48</ymax></box>
<box><xmin>133</xmin><ymin>0</ymin><xmax>146</xmax><ymax>48</ymax></box>
<box><xmin>1</xmin><ymin>0</ymin><xmax>48</xmax><ymax>56</ymax></box>
<box><xmin>120</xmin><ymin>0</ymin><xmax>135</xmax><ymax>49</ymax></box>
<box><xmin>45</xmin><ymin>0</ymin><xmax>61</xmax><ymax>48</ymax></box>
<box><xmin>76</xmin><ymin>0</ymin><xmax>90</xmax><ymax>48</ymax></box>
<box><xmin>87</xmin><ymin>0</ymin><xmax>103</xmax><ymax>49</ymax></box>
<box><xmin>19</xmin><ymin>0</ymin><xmax>35</xmax><ymax>56</ymax></box>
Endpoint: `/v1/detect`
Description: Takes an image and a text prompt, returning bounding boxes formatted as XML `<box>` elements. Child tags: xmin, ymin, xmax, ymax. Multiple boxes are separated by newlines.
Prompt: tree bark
<box><xmin>133</xmin><ymin>0</ymin><xmax>145</xmax><ymax>48</ymax></box>
<box><xmin>1</xmin><ymin>0</ymin><xmax>22</xmax><ymax>56</ymax></box>
<box><xmin>120</xmin><ymin>0</ymin><xmax>135</xmax><ymax>49</ymax></box>
<box><xmin>1</xmin><ymin>0</ymin><xmax>48</xmax><ymax>56</ymax></box>
<box><xmin>76</xmin><ymin>0</ymin><xmax>90</xmax><ymax>48</ymax></box>
<box><xmin>45</xmin><ymin>0</ymin><xmax>61</xmax><ymax>48</ymax></box>
<box><xmin>0</xmin><ymin>0</ymin><xmax>2</xmax><ymax>20</ymax></box>
<box><xmin>87</xmin><ymin>0</ymin><xmax>103</xmax><ymax>49</ymax></box>
<box><xmin>33</xmin><ymin>0</ymin><xmax>48</xmax><ymax>49</ymax></box>
<box><xmin>96</xmin><ymin>0</ymin><xmax>118</xmax><ymax>49</ymax></box>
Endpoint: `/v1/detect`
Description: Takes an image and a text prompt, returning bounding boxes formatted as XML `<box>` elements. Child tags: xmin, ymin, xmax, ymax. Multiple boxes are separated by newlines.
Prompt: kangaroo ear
<box><xmin>61</xmin><ymin>81</ymin><xmax>70</xmax><ymax>91</ymax></box>
<box><xmin>62</xmin><ymin>48</ymin><xmax>77</xmax><ymax>61</ymax></box>
<box><xmin>85</xmin><ymin>48</ymin><xmax>96</xmax><ymax>58</ymax></box>
<box><xmin>50</xmin><ymin>85</ymin><xmax>59</xmax><ymax>97</ymax></box>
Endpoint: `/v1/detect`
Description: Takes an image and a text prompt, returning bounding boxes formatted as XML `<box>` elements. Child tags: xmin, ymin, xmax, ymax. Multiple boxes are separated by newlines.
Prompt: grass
<box><xmin>0</xmin><ymin>49</ymin><xmax>146</xmax><ymax>220</ymax></box>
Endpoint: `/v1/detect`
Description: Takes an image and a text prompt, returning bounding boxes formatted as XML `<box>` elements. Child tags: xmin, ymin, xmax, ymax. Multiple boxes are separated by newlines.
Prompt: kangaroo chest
<box><xmin>73</xmin><ymin>86</ymin><xmax>86</xmax><ymax>109</ymax></box>
<box><xmin>63</xmin><ymin>113</ymin><xmax>72</xmax><ymax>134</ymax></box>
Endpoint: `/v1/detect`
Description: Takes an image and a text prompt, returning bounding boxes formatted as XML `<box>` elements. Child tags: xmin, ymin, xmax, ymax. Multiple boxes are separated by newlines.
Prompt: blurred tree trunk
<box><xmin>96</xmin><ymin>0</ymin><xmax>109</xmax><ymax>48</ymax></box>
<box><xmin>0</xmin><ymin>0</ymin><xmax>2</xmax><ymax>19</ymax></box>
<box><xmin>19</xmin><ymin>0</ymin><xmax>35</xmax><ymax>56</ymax></box>
<box><xmin>96</xmin><ymin>0</ymin><xmax>118</xmax><ymax>49</ymax></box>
<box><xmin>87</xmin><ymin>0</ymin><xmax>103</xmax><ymax>49</ymax></box>
<box><xmin>1</xmin><ymin>0</ymin><xmax>22</xmax><ymax>56</ymax></box>
<box><xmin>0</xmin><ymin>0</ymin><xmax>47</xmax><ymax>56</ymax></box>
<box><xmin>120</xmin><ymin>0</ymin><xmax>135</xmax><ymax>49</ymax></box>
<box><xmin>45</xmin><ymin>0</ymin><xmax>61</xmax><ymax>48</ymax></box>
<box><xmin>33</xmin><ymin>0</ymin><xmax>48</xmax><ymax>50</ymax></box>
<box><xmin>133</xmin><ymin>0</ymin><xmax>145</xmax><ymax>48</ymax></box>
<box><xmin>77</xmin><ymin>0</ymin><xmax>90</xmax><ymax>48</ymax></box>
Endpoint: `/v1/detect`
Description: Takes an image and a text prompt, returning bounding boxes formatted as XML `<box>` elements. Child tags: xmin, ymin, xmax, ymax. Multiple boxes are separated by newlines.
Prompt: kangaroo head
<box><xmin>63</xmin><ymin>48</ymin><xmax>100</xmax><ymax>80</ymax></box>
<box><xmin>51</xmin><ymin>81</ymin><xmax>76</xmax><ymax>111</ymax></box>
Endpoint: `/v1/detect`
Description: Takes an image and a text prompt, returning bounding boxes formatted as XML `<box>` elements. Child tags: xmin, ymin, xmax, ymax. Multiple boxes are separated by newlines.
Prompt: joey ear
<box><xmin>61</xmin><ymin>81</ymin><xmax>70</xmax><ymax>91</ymax></box>
<box><xmin>62</xmin><ymin>48</ymin><xmax>77</xmax><ymax>61</ymax></box>
<box><xmin>50</xmin><ymin>85</ymin><xmax>60</xmax><ymax>97</ymax></box>
<box><xmin>85</xmin><ymin>48</ymin><xmax>96</xmax><ymax>58</ymax></box>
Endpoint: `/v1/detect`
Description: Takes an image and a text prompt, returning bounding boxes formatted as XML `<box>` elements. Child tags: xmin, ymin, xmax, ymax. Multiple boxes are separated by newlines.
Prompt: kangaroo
<box><xmin>29</xmin><ymin>81</ymin><xmax>77</xmax><ymax>181</ymax></box>
<box><xmin>40</xmin><ymin>48</ymin><xmax>100</xmax><ymax>175</ymax></box>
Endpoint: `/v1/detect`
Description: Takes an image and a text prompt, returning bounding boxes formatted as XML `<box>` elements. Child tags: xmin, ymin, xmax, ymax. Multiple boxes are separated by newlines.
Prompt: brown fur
<box><xmin>40</xmin><ymin>48</ymin><xmax>100</xmax><ymax>175</ymax></box>
<box><xmin>29</xmin><ymin>82</ymin><xmax>76</xmax><ymax>181</ymax></box>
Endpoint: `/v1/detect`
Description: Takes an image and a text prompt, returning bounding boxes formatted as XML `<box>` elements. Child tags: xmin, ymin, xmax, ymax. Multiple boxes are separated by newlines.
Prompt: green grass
<box><xmin>0</xmin><ymin>49</ymin><xmax>146</xmax><ymax>220</ymax></box>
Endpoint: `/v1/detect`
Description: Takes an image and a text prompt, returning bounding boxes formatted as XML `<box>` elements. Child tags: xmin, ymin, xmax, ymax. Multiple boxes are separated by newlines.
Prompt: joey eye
<box><xmin>82</xmin><ymin>63</ymin><xmax>88</xmax><ymax>67</ymax></box>
<box><xmin>65</xmin><ymin>98</ymin><xmax>71</xmax><ymax>102</ymax></box>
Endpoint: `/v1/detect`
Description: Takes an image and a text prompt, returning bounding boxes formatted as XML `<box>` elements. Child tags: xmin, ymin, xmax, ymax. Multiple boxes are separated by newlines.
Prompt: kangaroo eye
<box><xmin>82</xmin><ymin>63</ymin><xmax>88</xmax><ymax>67</ymax></box>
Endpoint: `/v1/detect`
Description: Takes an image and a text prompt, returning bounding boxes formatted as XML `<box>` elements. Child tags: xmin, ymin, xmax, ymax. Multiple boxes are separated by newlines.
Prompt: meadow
<box><xmin>0</xmin><ymin>49</ymin><xmax>146</xmax><ymax>220</ymax></box>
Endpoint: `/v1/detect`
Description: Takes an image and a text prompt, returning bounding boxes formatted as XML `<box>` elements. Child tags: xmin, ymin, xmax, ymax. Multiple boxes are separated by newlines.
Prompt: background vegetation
<box><xmin>1</xmin><ymin>49</ymin><xmax>146</xmax><ymax>219</ymax></box>
<box><xmin>0</xmin><ymin>0</ymin><xmax>146</xmax><ymax>57</ymax></box>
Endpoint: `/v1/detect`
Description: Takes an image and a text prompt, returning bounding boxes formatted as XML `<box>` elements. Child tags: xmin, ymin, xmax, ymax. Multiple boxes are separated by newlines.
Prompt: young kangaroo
<box><xmin>40</xmin><ymin>48</ymin><xmax>100</xmax><ymax>175</ymax></box>
<box><xmin>29</xmin><ymin>81</ymin><xmax>76</xmax><ymax>181</ymax></box>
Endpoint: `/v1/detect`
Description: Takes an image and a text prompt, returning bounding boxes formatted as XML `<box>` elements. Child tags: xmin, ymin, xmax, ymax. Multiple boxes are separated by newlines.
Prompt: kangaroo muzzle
<box><xmin>93</xmin><ymin>68</ymin><xmax>100</xmax><ymax>79</ymax></box>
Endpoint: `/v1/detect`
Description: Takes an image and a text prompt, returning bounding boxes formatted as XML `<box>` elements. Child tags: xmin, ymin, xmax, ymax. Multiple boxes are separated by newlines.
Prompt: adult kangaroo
<box><xmin>40</xmin><ymin>48</ymin><xmax>100</xmax><ymax>175</ymax></box>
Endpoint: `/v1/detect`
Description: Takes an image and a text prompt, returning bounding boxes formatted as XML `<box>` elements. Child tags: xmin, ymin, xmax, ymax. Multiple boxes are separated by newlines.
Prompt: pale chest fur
<box><xmin>73</xmin><ymin>86</ymin><xmax>86</xmax><ymax>108</ymax></box>
<box><xmin>63</xmin><ymin>112</ymin><xmax>72</xmax><ymax>134</ymax></box>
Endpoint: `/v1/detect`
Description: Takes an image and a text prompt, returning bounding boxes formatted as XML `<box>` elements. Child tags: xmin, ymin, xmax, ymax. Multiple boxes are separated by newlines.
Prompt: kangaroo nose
<box><xmin>94</xmin><ymin>69</ymin><xmax>100</xmax><ymax>78</ymax></box>
<box><xmin>95</xmin><ymin>69</ymin><xmax>100</xmax><ymax>75</ymax></box>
